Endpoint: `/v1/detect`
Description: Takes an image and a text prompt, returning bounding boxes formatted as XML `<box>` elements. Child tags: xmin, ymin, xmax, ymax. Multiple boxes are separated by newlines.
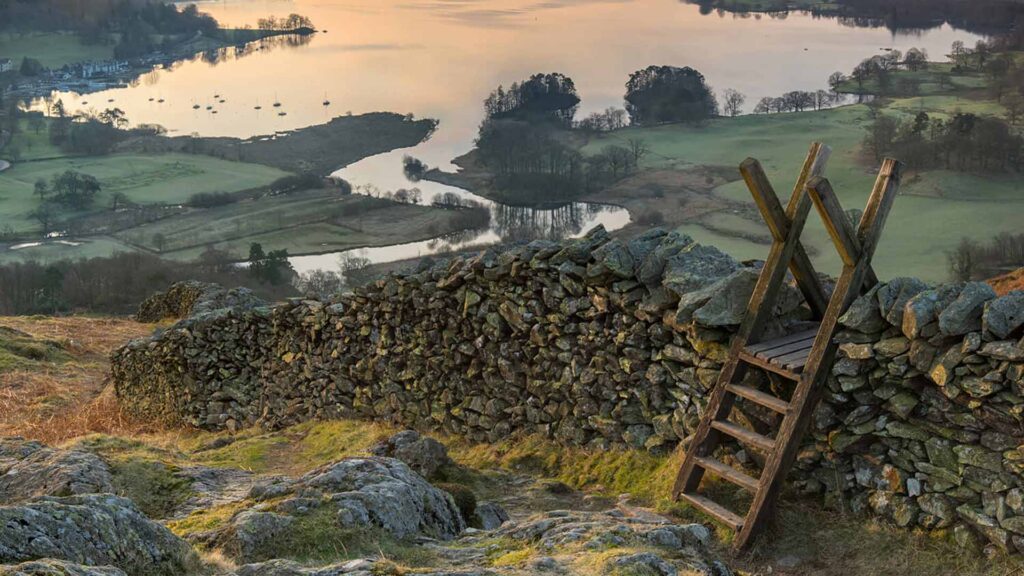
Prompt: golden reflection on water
<box><xmin>56</xmin><ymin>0</ymin><xmax>980</xmax><ymax>148</ymax></box>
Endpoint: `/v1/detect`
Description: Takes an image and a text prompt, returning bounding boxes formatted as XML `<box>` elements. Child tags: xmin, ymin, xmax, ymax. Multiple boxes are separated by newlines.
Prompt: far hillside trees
<box><xmin>864</xmin><ymin>111</ymin><xmax>1023</xmax><ymax>171</ymax></box>
<box><xmin>624</xmin><ymin>65</ymin><xmax>718</xmax><ymax>125</ymax></box>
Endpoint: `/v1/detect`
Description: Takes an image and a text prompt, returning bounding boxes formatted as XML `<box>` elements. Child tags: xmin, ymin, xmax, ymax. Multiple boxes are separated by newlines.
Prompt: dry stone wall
<box><xmin>112</xmin><ymin>226</ymin><xmax>1024</xmax><ymax>553</ymax></box>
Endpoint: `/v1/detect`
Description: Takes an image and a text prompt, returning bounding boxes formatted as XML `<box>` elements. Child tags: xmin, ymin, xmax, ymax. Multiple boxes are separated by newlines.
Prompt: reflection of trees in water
<box><xmin>199</xmin><ymin>34</ymin><xmax>313</xmax><ymax>66</ymax></box>
<box><xmin>491</xmin><ymin>203</ymin><xmax>613</xmax><ymax>243</ymax></box>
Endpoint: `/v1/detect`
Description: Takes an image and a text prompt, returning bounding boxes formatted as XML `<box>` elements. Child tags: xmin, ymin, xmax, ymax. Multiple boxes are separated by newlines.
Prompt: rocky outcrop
<box><xmin>0</xmin><ymin>560</ymin><xmax>127</xmax><ymax>576</ymax></box>
<box><xmin>0</xmin><ymin>439</ymin><xmax>113</xmax><ymax>504</ymax></box>
<box><xmin>0</xmin><ymin>494</ymin><xmax>199</xmax><ymax>576</ymax></box>
<box><xmin>219</xmin><ymin>456</ymin><xmax>465</xmax><ymax>562</ymax></box>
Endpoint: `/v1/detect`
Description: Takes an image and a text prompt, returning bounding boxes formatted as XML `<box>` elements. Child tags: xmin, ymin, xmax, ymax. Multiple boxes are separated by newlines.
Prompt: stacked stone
<box><xmin>792</xmin><ymin>278</ymin><xmax>1024</xmax><ymax>552</ymax></box>
<box><xmin>112</xmin><ymin>226</ymin><xmax>1024</xmax><ymax>552</ymax></box>
<box><xmin>114</xmin><ymin>226</ymin><xmax>805</xmax><ymax>449</ymax></box>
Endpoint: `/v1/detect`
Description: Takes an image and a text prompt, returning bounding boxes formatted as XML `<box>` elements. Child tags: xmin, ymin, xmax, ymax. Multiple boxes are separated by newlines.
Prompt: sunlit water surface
<box><xmin>44</xmin><ymin>0</ymin><xmax>981</xmax><ymax>273</ymax></box>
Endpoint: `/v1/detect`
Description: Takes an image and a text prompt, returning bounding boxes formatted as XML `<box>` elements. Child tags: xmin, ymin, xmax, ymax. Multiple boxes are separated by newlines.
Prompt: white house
<box><xmin>0</xmin><ymin>58</ymin><xmax>13</xmax><ymax>73</ymax></box>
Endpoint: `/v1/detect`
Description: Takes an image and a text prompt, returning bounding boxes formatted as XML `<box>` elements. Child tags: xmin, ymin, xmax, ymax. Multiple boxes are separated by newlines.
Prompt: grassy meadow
<box><xmin>583</xmin><ymin>91</ymin><xmax>1023</xmax><ymax>281</ymax></box>
<box><xmin>0</xmin><ymin>31</ymin><xmax>115</xmax><ymax>69</ymax></box>
<box><xmin>0</xmin><ymin>153</ymin><xmax>289</xmax><ymax>234</ymax></box>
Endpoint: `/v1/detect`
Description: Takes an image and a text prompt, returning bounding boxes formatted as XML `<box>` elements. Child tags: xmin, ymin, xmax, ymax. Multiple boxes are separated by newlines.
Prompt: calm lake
<box><xmin>46</xmin><ymin>0</ymin><xmax>983</xmax><ymax>273</ymax></box>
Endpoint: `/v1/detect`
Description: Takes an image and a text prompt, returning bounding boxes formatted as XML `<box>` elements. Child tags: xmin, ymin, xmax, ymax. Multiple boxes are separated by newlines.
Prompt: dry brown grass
<box><xmin>0</xmin><ymin>315</ymin><xmax>160</xmax><ymax>444</ymax></box>
<box><xmin>990</xmin><ymin>267</ymin><xmax>1024</xmax><ymax>296</ymax></box>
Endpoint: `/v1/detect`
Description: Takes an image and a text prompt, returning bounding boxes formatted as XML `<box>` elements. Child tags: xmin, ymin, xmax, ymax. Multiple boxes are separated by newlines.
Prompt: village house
<box><xmin>0</xmin><ymin>58</ymin><xmax>13</xmax><ymax>73</ymax></box>
<box><xmin>78</xmin><ymin>60</ymin><xmax>129</xmax><ymax>79</ymax></box>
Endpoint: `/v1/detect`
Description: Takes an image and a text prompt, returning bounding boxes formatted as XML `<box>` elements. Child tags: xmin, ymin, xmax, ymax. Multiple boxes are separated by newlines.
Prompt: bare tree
<box><xmin>627</xmin><ymin>138</ymin><xmax>650</xmax><ymax>166</ymax></box>
<box><xmin>722</xmin><ymin>88</ymin><xmax>746</xmax><ymax>117</ymax></box>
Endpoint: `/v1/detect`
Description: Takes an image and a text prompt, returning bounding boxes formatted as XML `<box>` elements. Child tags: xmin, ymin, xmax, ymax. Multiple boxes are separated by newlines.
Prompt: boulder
<box><xmin>984</xmin><ymin>291</ymin><xmax>1024</xmax><ymax>339</ymax></box>
<box><xmin>369</xmin><ymin>430</ymin><xmax>452</xmax><ymax>480</ymax></box>
<box><xmin>0</xmin><ymin>494</ymin><xmax>199</xmax><ymax>576</ymax></box>
<box><xmin>472</xmin><ymin>502</ymin><xmax>510</xmax><ymax>530</ymax></box>
<box><xmin>0</xmin><ymin>438</ymin><xmax>113</xmax><ymax>504</ymax></box>
<box><xmin>292</xmin><ymin>457</ymin><xmax>463</xmax><ymax>540</ymax></box>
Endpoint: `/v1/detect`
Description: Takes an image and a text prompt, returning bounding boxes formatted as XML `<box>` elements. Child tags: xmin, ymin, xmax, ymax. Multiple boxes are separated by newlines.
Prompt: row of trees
<box><xmin>256</xmin><ymin>14</ymin><xmax>315</xmax><ymax>31</ymax></box>
<box><xmin>752</xmin><ymin>89</ymin><xmax>841</xmax><ymax>114</ymax></box>
<box><xmin>948</xmin><ymin>232</ymin><xmax>1024</xmax><ymax>282</ymax></box>
<box><xmin>864</xmin><ymin>111</ymin><xmax>1024</xmax><ymax>172</ymax></box>
<box><xmin>0</xmin><ymin>249</ymin><xmax>298</xmax><ymax>315</ymax></box>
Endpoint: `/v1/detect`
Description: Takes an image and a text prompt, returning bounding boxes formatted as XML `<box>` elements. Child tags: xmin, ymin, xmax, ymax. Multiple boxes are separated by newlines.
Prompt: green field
<box><xmin>0</xmin><ymin>153</ymin><xmax>289</xmax><ymax>233</ymax></box>
<box><xmin>0</xmin><ymin>32</ymin><xmax>115</xmax><ymax>69</ymax></box>
<box><xmin>114</xmin><ymin>190</ymin><xmax>468</xmax><ymax>261</ymax></box>
<box><xmin>585</xmin><ymin>101</ymin><xmax>1024</xmax><ymax>282</ymax></box>
<box><xmin>0</xmin><ymin>237</ymin><xmax>139</xmax><ymax>265</ymax></box>
<box><xmin>5</xmin><ymin>119</ymin><xmax>68</xmax><ymax>161</ymax></box>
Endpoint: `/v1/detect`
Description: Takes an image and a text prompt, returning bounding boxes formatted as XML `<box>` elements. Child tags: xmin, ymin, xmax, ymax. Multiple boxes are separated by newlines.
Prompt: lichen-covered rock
<box><xmin>369</xmin><ymin>430</ymin><xmax>452</xmax><ymax>480</ymax></box>
<box><xmin>492</xmin><ymin>510</ymin><xmax>728</xmax><ymax>575</ymax></box>
<box><xmin>220</xmin><ymin>457</ymin><xmax>465</xmax><ymax>563</ymax></box>
<box><xmin>938</xmin><ymin>282</ymin><xmax>996</xmax><ymax>336</ymax></box>
<box><xmin>878</xmin><ymin>277</ymin><xmax>929</xmax><ymax>327</ymax></box>
<box><xmin>297</xmin><ymin>457</ymin><xmax>464</xmax><ymax>539</ymax></box>
<box><xmin>0</xmin><ymin>560</ymin><xmax>127</xmax><ymax>576</ymax></box>
<box><xmin>662</xmin><ymin>244</ymin><xmax>739</xmax><ymax>297</ymax></box>
<box><xmin>984</xmin><ymin>291</ymin><xmax>1024</xmax><ymax>339</ymax></box>
<box><xmin>0</xmin><ymin>438</ymin><xmax>113</xmax><ymax>504</ymax></box>
<box><xmin>0</xmin><ymin>557</ymin><xmax>128</xmax><ymax>569</ymax></box>
<box><xmin>224</xmin><ymin>511</ymin><xmax>295</xmax><ymax>563</ymax></box>
<box><xmin>0</xmin><ymin>494</ymin><xmax>199</xmax><ymax>576</ymax></box>
<box><xmin>231</xmin><ymin>559</ymin><xmax>375</xmax><ymax>576</ymax></box>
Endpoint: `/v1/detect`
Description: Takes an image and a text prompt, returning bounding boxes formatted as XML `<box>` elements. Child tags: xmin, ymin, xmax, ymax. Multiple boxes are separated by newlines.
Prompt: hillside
<box><xmin>5</xmin><ymin>230</ymin><xmax>1024</xmax><ymax>575</ymax></box>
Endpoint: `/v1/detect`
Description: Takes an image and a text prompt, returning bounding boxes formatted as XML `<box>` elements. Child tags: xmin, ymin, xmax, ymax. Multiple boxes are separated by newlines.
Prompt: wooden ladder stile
<box><xmin>672</xmin><ymin>143</ymin><xmax>903</xmax><ymax>550</ymax></box>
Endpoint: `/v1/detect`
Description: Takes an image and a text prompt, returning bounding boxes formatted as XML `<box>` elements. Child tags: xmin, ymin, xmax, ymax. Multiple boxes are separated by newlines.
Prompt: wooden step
<box><xmin>726</xmin><ymin>384</ymin><xmax>790</xmax><ymax>414</ymax></box>
<box><xmin>744</xmin><ymin>327</ymin><xmax>819</xmax><ymax>354</ymax></box>
<box><xmin>695</xmin><ymin>456</ymin><xmax>759</xmax><ymax>492</ymax></box>
<box><xmin>678</xmin><ymin>492</ymin><xmax>745</xmax><ymax>532</ymax></box>
<box><xmin>739</xmin><ymin>351</ymin><xmax>801</xmax><ymax>380</ymax></box>
<box><xmin>711</xmin><ymin>420</ymin><xmax>776</xmax><ymax>452</ymax></box>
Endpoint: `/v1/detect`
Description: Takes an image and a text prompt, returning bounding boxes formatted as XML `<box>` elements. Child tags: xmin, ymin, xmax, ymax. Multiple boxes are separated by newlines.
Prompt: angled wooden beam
<box><xmin>805</xmin><ymin>176</ymin><xmax>880</xmax><ymax>288</ymax></box>
<box><xmin>739</xmin><ymin>145</ymin><xmax>831</xmax><ymax>319</ymax></box>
